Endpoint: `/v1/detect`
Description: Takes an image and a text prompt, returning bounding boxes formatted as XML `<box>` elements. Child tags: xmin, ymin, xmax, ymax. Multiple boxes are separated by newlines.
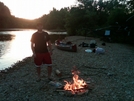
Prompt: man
<box><xmin>31</xmin><ymin>23</ymin><xmax>53</xmax><ymax>82</ymax></box>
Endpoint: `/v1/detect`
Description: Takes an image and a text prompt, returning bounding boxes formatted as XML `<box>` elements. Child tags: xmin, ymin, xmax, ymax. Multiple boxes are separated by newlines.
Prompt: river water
<box><xmin>0</xmin><ymin>29</ymin><xmax>67</xmax><ymax>70</ymax></box>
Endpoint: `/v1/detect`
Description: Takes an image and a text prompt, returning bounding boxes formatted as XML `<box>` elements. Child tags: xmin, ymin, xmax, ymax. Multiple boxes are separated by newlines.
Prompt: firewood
<box><xmin>84</xmin><ymin>66</ymin><xmax>107</xmax><ymax>70</ymax></box>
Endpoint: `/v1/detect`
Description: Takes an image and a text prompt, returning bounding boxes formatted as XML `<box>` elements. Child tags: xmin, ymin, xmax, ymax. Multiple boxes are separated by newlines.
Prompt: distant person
<box><xmin>30</xmin><ymin>23</ymin><xmax>53</xmax><ymax>82</ymax></box>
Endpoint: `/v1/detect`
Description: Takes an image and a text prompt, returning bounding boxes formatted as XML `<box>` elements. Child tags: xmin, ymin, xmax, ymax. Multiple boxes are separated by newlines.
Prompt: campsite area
<box><xmin>0</xmin><ymin>36</ymin><xmax>134</xmax><ymax>101</ymax></box>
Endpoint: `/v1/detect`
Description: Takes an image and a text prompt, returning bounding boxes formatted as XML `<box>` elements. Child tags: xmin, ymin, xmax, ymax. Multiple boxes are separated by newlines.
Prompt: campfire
<box><xmin>63</xmin><ymin>67</ymin><xmax>89</xmax><ymax>95</ymax></box>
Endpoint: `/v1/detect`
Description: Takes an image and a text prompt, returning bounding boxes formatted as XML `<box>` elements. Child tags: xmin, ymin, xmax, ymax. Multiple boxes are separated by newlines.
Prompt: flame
<box><xmin>64</xmin><ymin>67</ymin><xmax>88</xmax><ymax>94</ymax></box>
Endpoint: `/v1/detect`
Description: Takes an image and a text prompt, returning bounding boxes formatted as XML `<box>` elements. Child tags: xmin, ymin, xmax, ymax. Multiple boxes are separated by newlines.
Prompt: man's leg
<box><xmin>44</xmin><ymin>52</ymin><xmax>53</xmax><ymax>80</ymax></box>
<box><xmin>47</xmin><ymin>66</ymin><xmax>52</xmax><ymax>78</ymax></box>
<box><xmin>36</xmin><ymin>67</ymin><xmax>41</xmax><ymax>82</ymax></box>
<box><xmin>34</xmin><ymin>53</ymin><xmax>42</xmax><ymax>82</ymax></box>
<box><xmin>37</xmin><ymin>67</ymin><xmax>41</xmax><ymax>79</ymax></box>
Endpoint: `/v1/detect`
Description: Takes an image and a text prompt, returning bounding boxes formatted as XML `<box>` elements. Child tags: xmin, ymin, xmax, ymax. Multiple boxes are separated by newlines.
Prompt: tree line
<box><xmin>0</xmin><ymin>0</ymin><xmax>134</xmax><ymax>43</ymax></box>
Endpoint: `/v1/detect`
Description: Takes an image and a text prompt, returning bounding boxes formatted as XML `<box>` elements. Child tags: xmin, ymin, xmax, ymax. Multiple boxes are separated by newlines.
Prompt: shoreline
<box><xmin>0</xmin><ymin>56</ymin><xmax>32</xmax><ymax>74</ymax></box>
<box><xmin>0</xmin><ymin>36</ymin><xmax>134</xmax><ymax>101</ymax></box>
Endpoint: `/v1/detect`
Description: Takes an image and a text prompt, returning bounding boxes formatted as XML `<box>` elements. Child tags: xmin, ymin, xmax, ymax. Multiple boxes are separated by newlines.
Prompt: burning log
<box><xmin>63</xmin><ymin>66</ymin><xmax>92</xmax><ymax>95</ymax></box>
<box><xmin>54</xmin><ymin>66</ymin><xmax>95</xmax><ymax>96</ymax></box>
<box><xmin>56</xmin><ymin>87</ymin><xmax>89</xmax><ymax>96</ymax></box>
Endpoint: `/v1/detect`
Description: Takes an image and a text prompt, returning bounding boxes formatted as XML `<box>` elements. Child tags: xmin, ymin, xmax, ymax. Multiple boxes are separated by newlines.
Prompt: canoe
<box><xmin>55</xmin><ymin>40</ymin><xmax>77</xmax><ymax>52</ymax></box>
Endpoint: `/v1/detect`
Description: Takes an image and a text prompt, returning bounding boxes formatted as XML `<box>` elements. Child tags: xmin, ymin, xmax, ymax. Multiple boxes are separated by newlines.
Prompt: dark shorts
<box><xmin>34</xmin><ymin>52</ymin><xmax>52</xmax><ymax>67</ymax></box>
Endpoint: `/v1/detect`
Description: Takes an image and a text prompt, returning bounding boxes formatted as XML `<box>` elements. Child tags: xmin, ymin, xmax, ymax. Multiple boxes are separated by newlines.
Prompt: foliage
<box><xmin>107</xmin><ymin>8</ymin><xmax>127</xmax><ymax>25</ymax></box>
<box><xmin>0</xmin><ymin>2</ymin><xmax>11</xmax><ymax>28</ymax></box>
<box><xmin>0</xmin><ymin>2</ymin><xmax>11</xmax><ymax>16</ymax></box>
<box><xmin>0</xmin><ymin>0</ymin><xmax>134</xmax><ymax>44</ymax></box>
<box><xmin>39</xmin><ymin>8</ymin><xmax>68</xmax><ymax>30</ymax></box>
<box><xmin>127</xmin><ymin>0</ymin><xmax>134</xmax><ymax>13</ymax></box>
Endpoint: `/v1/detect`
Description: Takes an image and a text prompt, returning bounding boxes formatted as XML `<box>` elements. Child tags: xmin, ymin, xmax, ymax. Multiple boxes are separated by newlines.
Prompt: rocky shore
<box><xmin>0</xmin><ymin>36</ymin><xmax>134</xmax><ymax>101</ymax></box>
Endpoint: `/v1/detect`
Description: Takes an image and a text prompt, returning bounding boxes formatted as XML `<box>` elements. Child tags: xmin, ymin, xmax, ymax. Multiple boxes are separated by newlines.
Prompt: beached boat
<box><xmin>55</xmin><ymin>40</ymin><xmax>77</xmax><ymax>52</ymax></box>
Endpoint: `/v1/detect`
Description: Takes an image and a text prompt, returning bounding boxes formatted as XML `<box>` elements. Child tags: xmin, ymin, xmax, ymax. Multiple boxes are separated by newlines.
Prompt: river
<box><xmin>0</xmin><ymin>29</ymin><xmax>67</xmax><ymax>70</ymax></box>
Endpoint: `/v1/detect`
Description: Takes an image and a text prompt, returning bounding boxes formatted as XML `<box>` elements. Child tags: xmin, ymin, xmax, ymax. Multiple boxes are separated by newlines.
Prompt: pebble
<box><xmin>0</xmin><ymin>36</ymin><xmax>134</xmax><ymax>101</ymax></box>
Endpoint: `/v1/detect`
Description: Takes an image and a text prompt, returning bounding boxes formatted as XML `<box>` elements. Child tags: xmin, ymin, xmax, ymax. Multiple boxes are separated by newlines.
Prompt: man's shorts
<box><xmin>34</xmin><ymin>52</ymin><xmax>52</xmax><ymax>67</ymax></box>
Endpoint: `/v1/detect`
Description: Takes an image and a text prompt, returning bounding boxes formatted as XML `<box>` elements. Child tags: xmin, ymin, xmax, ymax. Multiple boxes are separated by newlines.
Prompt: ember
<box><xmin>64</xmin><ymin>67</ymin><xmax>89</xmax><ymax>95</ymax></box>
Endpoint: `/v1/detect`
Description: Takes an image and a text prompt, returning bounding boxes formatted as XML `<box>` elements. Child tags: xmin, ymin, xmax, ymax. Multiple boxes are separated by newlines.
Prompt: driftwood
<box><xmin>58</xmin><ymin>73</ymin><xmax>103</xmax><ymax>80</ymax></box>
<box><xmin>84</xmin><ymin>66</ymin><xmax>107</xmax><ymax>70</ymax></box>
<box><xmin>58</xmin><ymin>66</ymin><xmax>107</xmax><ymax>81</ymax></box>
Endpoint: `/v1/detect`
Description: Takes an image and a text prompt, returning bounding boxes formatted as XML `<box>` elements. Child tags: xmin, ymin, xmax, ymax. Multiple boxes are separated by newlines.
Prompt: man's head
<box><xmin>36</xmin><ymin>23</ymin><xmax>43</xmax><ymax>31</ymax></box>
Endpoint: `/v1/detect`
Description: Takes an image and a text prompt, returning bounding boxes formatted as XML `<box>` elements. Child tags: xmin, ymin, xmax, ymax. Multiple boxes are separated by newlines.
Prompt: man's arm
<box><xmin>47</xmin><ymin>40</ymin><xmax>52</xmax><ymax>55</ymax></box>
<box><xmin>31</xmin><ymin>42</ymin><xmax>35</xmax><ymax>56</ymax></box>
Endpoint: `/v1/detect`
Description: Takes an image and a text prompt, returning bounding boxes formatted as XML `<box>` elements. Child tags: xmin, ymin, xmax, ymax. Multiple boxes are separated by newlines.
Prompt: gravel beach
<box><xmin>0</xmin><ymin>36</ymin><xmax>134</xmax><ymax>101</ymax></box>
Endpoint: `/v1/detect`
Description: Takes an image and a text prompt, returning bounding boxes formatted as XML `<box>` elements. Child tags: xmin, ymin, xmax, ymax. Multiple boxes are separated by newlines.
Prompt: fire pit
<box><xmin>56</xmin><ymin>67</ymin><xmax>94</xmax><ymax>96</ymax></box>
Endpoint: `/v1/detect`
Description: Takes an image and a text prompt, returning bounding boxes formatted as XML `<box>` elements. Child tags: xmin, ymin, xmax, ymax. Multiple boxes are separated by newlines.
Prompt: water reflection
<box><xmin>0</xmin><ymin>30</ymin><xmax>35</xmax><ymax>70</ymax></box>
<box><xmin>8</xmin><ymin>31</ymin><xmax>33</xmax><ymax>58</ymax></box>
<box><xmin>0</xmin><ymin>41</ymin><xmax>11</xmax><ymax>57</ymax></box>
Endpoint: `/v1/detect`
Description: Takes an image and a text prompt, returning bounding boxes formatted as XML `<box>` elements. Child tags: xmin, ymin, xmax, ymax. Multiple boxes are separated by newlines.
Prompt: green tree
<box><xmin>0</xmin><ymin>2</ymin><xmax>11</xmax><ymax>17</ymax></box>
<box><xmin>65</xmin><ymin>7</ymin><xmax>87</xmax><ymax>35</ymax></box>
<box><xmin>127</xmin><ymin>0</ymin><xmax>134</xmax><ymax>13</ymax></box>
<box><xmin>41</xmin><ymin>8</ymin><xmax>67</xmax><ymax>30</ymax></box>
<box><xmin>107</xmin><ymin>8</ymin><xmax>127</xmax><ymax>25</ymax></box>
<box><xmin>0</xmin><ymin>2</ymin><xmax>11</xmax><ymax>28</ymax></box>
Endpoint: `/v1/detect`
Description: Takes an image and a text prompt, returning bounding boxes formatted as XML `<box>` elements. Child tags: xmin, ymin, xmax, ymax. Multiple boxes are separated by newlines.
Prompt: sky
<box><xmin>1</xmin><ymin>0</ymin><xmax>77</xmax><ymax>20</ymax></box>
